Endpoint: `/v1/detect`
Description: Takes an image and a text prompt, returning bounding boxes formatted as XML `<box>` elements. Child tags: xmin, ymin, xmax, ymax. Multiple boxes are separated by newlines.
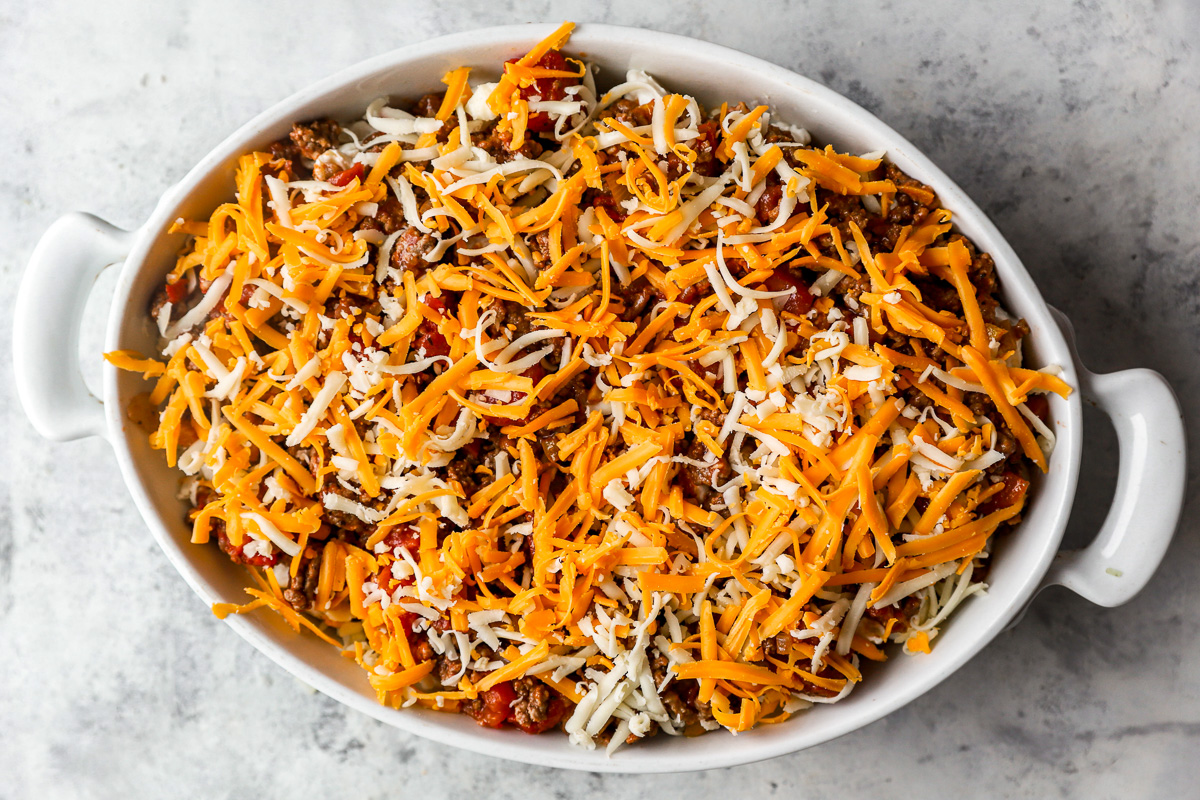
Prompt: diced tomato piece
<box><xmin>469</xmin><ymin>682</ymin><xmax>517</xmax><ymax>729</ymax></box>
<box><xmin>412</xmin><ymin>296</ymin><xmax>454</xmax><ymax>358</ymax></box>
<box><xmin>522</xmin><ymin>363</ymin><xmax>546</xmax><ymax>385</ymax></box>
<box><xmin>395</xmin><ymin>610</ymin><xmax>418</xmax><ymax>637</ymax></box>
<box><xmin>507</xmin><ymin>50</ymin><xmax>577</xmax><ymax>133</ymax></box>
<box><xmin>765</xmin><ymin>269</ymin><xmax>815</xmax><ymax>318</ymax></box>
<box><xmin>382</xmin><ymin>525</ymin><xmax>420</xmax><ymax>553</ymax></box>
<box><xmin>414</xmin><ymin>324</ymin><xmax>450</xmax><ymax>359</ymax></box>
<box><xmin>983</xmin><ymin>472</ymin><xmax>1030</xmax><ymax>515</ymax></box>
<box><xmin>755</xmin><ymin>184</ymin><xmax>784</xmax><ymax>225</ymax></box>
<box><xmin>1025</xmin><ymin>394</ymin><xmax>1050</xmax><ymax>423</ymax></box>
<box><xmin>164</xmin><ymin>279</ymin><xmax>188</xmax><ymax>304</ymax></box>
<box><xmin>216</xmin><ymin>527</ymin><xmax>280</xmax><ymax>567</ymax></box>
<box><xmin>328</xmin><ymin>162</ymin><xmax>365</xmax><ymax>187</ymax></box>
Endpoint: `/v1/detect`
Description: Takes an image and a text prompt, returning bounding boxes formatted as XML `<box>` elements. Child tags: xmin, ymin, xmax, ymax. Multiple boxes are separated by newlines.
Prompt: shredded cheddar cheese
<box><xmin>109</xmin><ymin>23</ymin><xmax>1069</xmax><ymax>752</ymax></box>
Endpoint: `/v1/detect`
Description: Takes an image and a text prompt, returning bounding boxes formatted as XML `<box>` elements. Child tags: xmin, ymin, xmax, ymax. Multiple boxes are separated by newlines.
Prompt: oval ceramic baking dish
<box><xmin>12</xmin><ymin>23</ymin><xmax>1187</xmax><ymax>773</ymax></box>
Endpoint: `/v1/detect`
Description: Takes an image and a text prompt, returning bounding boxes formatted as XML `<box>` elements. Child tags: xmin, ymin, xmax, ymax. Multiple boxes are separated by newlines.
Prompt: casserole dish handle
<box><xmin>1041</xmin><ymin>308</ymin><xmax>1186</xmax><ymax>607</ymax></box>
<box><xmin>14</xmin><ymin>212</ymin><xmax>132</xmax><ymax>441</ymax></box>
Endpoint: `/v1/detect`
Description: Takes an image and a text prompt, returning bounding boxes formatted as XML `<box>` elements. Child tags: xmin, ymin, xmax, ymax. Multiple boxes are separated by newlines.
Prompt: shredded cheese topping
<box><xmin>107</xmin><ymin>22</ymin><xmax>1071</xmax><ymax>751</ymax></box>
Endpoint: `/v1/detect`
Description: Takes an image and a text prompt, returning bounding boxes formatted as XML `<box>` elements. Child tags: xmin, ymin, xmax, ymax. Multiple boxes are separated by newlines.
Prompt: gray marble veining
<box><xmin>2</xmin><ymin>1</ymin><xmax>1198</xmax><ymax>797</ymax></box>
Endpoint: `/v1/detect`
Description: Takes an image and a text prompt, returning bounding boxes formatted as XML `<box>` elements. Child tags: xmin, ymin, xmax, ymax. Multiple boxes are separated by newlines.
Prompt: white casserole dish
<box><xmin>12</xmin><ymin>23</ymin><xmax>1187</xmax><ymax>773</ymax></box>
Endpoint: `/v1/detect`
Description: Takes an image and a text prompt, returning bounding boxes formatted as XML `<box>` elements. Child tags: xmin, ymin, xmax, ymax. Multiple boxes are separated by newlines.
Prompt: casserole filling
<box><xmin>107</xmin><ymin>22</ymin><xmax>1070</xmax><ymax>750</ymax></box>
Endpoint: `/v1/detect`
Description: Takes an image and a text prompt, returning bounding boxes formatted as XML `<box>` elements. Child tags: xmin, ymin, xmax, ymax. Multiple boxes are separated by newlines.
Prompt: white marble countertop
<box><xmin>3</xmin><ymin>1</ymin><xmax>1198</xmax><ymax>797</ymax></box>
